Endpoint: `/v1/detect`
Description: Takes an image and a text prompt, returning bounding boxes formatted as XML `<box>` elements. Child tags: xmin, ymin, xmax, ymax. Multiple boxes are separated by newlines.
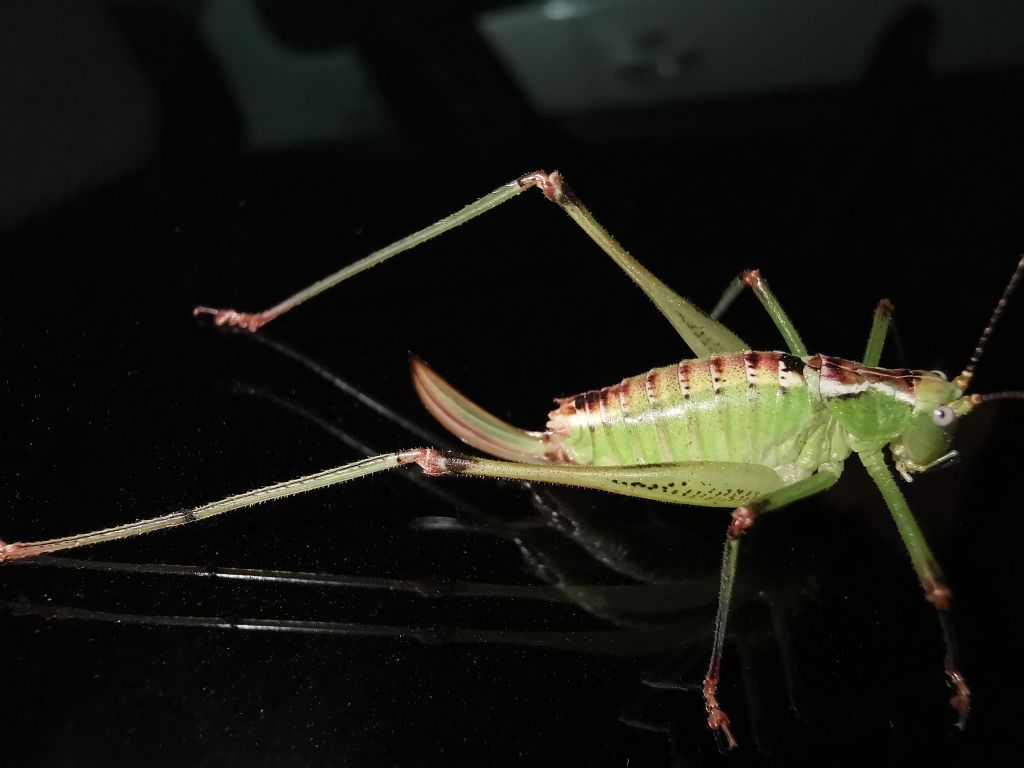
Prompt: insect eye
<box><xmin>931</xmin><ymin>405</ymin><xmax>955</xmax><ymax>427</ymax></box>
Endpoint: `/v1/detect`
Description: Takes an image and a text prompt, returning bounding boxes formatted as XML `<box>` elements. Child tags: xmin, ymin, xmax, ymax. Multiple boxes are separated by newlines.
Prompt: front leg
<box><xmin>858</xmin><ymin>449</ymin><xmax>971</xmax><ymax>727</ymax></box>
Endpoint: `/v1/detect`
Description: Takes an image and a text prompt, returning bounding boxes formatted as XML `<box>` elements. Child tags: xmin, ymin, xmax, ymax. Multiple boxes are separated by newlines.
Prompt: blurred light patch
<box><xmin>480</xmin><ymin>0</ymin><xmax>1024</xmax><ymax>115</ymax></box>
<box><xmin>0</xmin><ymin>1</ymin><xmax>158</xmax><ymax>228</ymax></box>
<box><xmin>200</xmin><ymin>0</ymin><xmax>395</xmax><ymax>151</ymax></box>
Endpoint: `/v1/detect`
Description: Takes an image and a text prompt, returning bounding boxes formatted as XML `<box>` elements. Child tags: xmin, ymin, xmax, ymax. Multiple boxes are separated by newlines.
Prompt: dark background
<box><xmin>2</xmin><ymin>1</ymin><xmax>1024</xmax><ymax>766</ymax></box>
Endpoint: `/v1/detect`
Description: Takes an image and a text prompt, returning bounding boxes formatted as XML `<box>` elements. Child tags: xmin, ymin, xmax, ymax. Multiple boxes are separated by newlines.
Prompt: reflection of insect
<box><xmin>3</xmin><ymin>170</ymin><xmax>1022</xmax><ymax>748</ymax></box>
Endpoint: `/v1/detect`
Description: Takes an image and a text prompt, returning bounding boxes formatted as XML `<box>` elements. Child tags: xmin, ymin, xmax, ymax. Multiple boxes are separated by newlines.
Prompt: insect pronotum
<box><xmin>3</xmin><ymin>170</ymin><xmax>1022</xmax><ymax>748</ymax></box>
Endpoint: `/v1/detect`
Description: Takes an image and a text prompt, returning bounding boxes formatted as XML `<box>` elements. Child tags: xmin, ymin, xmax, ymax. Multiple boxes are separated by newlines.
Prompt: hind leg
<box><xmin>195</xmin><ymin>171</ymin><xmax>747</xmax><ymax>358</ymax></box>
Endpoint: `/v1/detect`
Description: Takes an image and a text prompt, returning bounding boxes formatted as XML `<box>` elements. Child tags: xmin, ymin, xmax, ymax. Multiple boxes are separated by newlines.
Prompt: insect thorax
<box><xmin>546</xmin><ymin>351</ymin><xmax>850</xmax><ymax>484</ymax></box>
<box><xmin>814</xmin><ymin>355</ymin><xmax>960</xmax><ymax>474</ymax></box>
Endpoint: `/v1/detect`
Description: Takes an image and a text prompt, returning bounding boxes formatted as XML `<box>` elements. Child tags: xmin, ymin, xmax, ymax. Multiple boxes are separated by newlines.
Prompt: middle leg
<box><xmin>861</xmin><ymin>298</ymin><xmax>894</xmax><ymax>367</ymax></box>
<box><xmin>710</xmin><ymin>270</ymin><xmax>809</xmax><ymax>357</ymax></box>
<box><xmin>701</xmin><ymin>468</ymin><xmax>840</xmax><ymax>748</ymax></box>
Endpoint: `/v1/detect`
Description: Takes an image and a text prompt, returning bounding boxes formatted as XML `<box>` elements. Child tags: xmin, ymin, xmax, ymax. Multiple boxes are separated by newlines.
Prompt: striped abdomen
<box><xmin>546</xmin><ymin>351</ymin><xmax>836</xmax><ymax>473</ymax></box>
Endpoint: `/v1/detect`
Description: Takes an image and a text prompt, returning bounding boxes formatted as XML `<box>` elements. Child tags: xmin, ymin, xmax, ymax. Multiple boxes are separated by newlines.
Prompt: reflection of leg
<box><xmin>702</xmin><ymin>469</ymin><xmax>840</xmax><ymax>749</ymax></box>
<box><xmin>710</xmin><ymin>270</ymin><xmax>808</xmax><ymax>356</ymax></box>
<box><xmin>858</xmin><ymin>450</ymin><xmax>971</xmax><ymax>727</ymax></box>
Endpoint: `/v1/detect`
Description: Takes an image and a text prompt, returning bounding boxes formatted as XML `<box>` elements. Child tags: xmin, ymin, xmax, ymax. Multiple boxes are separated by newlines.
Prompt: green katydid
<box><xmin>2</xmin><ymin>170</ymin><xmax>1021</xmax><ymax>748</ymax></box>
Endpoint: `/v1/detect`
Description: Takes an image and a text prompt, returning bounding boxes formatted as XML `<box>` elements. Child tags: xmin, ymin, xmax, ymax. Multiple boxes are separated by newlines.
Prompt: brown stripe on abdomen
<box><xmin>546</xmin><ymin>351</ymin><xmax>817</xmax><ymax>467</ymax></box>
<box><xmin>710</xmin><ymin>356</ymin><xmax>725</xmax><ymax>395</ymax></box>
<box><xmin>645</xmin><ymin>367</ymin><xmax>677</xmax><ymax>462</ymax></box>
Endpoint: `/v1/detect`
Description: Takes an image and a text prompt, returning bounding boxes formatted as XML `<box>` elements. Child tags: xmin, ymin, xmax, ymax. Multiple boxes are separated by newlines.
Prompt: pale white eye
<box><xmin>931</xmin><ymin>405</ymin><xmax>955</xmax><ymax>427</ymax></box>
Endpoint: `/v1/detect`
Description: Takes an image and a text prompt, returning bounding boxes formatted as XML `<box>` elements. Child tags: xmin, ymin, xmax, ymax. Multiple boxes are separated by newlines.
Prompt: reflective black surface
<box><xmin>3</xmin><ymin>3</ymin><xmax>1024</xmax><ymax>766</ymax></box>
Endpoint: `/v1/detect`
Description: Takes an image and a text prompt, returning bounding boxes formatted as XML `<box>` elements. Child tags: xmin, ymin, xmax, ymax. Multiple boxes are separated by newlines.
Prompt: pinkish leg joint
<box><xmin>728</xmin><ymin>504</ymin><xmax>758</xmax><ymax>539</ymax></box>
<box><xmin>193</xmin><ymin>306</ymin><xmax>271</xmax><ymax>332</ymax></box>
<box><xmin>702</xmin><ymin>673</ymin><xmax>738</xmax><ymax>750</ymax></box>
<box><xmin>924</xmin><ymin>578</ymin><xmax>952</xmax><ymax>611</ymax></box>
<box><xmin>400</xmin><ymin>448</ymin><xmax>476</xmax><ymax>477</ymax></box>
<box><xmin>946</xmin><ymin>667</ymin><xmax>971</xmax><ymax>727</ymax></box>
<box><xmin>517</xmin><ymin>170</ymin><xmax>570</xmax><ymax>205</ymax></box>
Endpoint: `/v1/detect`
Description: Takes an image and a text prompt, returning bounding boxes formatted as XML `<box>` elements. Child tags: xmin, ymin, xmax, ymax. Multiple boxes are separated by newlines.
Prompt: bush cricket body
<box><xmin>4</xmin><ymin>170</ymin><xmax>1023</xmax><ymax>748</ymax></box>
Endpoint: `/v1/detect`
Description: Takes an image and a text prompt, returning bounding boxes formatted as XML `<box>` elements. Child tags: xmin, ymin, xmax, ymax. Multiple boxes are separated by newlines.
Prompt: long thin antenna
<box><xmin>972</xmin><ymin>391</ymin><xmax>1024</xmax><ymax>404</ymax></box>
<box><xmin>954</xmin><ymin>253</ymin><xmax>1024</xmax><ymax>391</ymax></box>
